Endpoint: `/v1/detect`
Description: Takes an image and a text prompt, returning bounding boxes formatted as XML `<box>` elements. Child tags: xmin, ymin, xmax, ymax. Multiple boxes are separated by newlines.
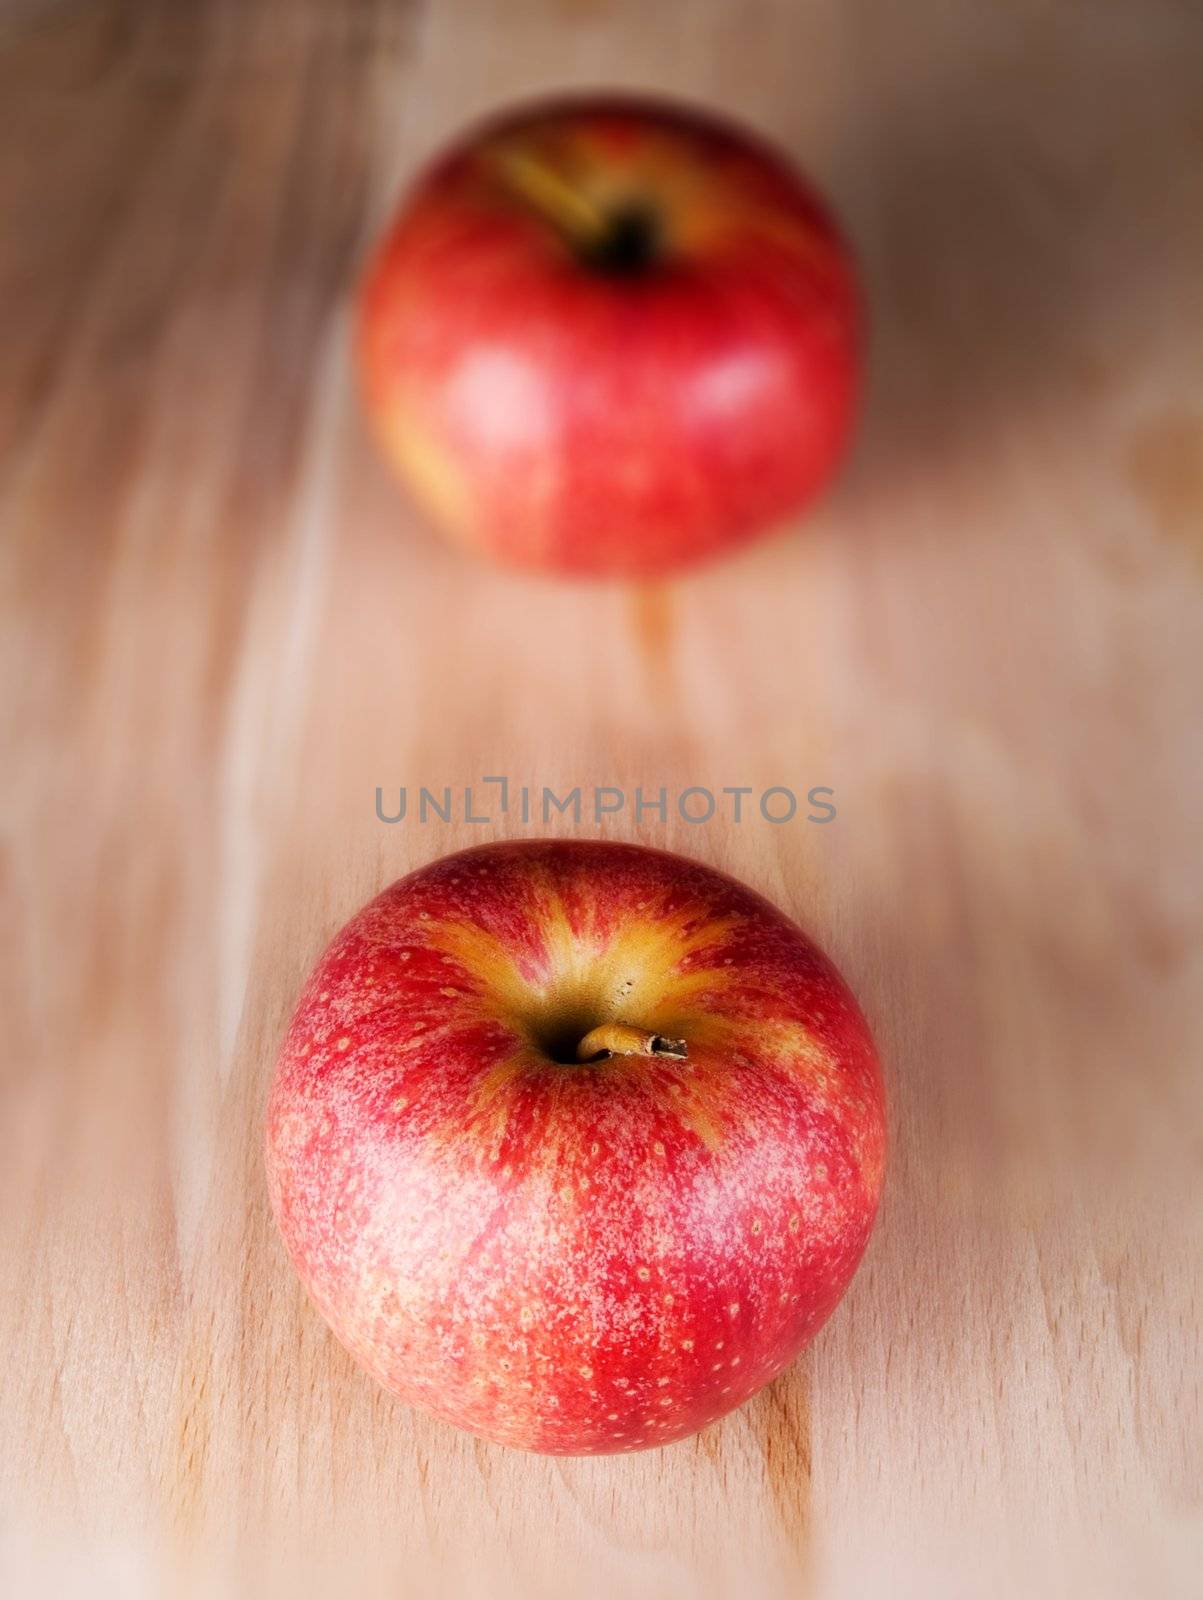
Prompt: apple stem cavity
<box><xmin>491</xmin><ymin>147</ymin><xmax>661</xmax><ymax>276</ymax></box>
<box><xmin>575</xmin><ymin>1024</ymin><xmax>688</xmax><ymax>1063</ymax></box>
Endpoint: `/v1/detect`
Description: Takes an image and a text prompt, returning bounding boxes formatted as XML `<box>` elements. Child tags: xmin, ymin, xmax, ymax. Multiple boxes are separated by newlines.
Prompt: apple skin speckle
<box><xmin>265</xmin><ymin>839</ymin><xmax>885</xmax><ymax>1455</ymax></box>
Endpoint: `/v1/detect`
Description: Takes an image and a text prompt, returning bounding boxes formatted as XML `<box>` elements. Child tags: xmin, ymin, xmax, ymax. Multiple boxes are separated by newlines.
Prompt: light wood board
<box><xmin>1</xmin><ymin>1</ymin><xmax>1201</xmax><ymax>1595</ymax></box>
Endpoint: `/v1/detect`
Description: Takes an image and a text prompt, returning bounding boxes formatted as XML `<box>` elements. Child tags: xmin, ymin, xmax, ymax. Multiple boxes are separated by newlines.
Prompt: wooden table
<box><xmin>2</xmin><ymin>1</ymin><xmax>1200</xmax><ymax>1595</ymax></box>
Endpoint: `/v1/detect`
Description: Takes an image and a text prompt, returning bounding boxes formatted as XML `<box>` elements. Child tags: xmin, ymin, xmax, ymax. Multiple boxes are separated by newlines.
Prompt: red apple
<box><xmin>357</xmin><ymin>96</ymin><xmax>861</xmax><ymax>577</ymax></box>
<box><xmin>266</xmin><ymin>840</ymin><xmax>884</xmax><ymax>1453</ymax></box>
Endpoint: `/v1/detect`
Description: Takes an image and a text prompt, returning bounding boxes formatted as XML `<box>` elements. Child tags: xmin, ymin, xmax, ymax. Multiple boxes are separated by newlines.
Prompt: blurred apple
<box><xmin>357</xmin><ymin>96</ymin><xmax>861</xmax><ymax>576</ymax></box>
<box><xmin>266</xmin><ymin>839</ymin><xmax>885</xmax><ymax>1454</ymax></box>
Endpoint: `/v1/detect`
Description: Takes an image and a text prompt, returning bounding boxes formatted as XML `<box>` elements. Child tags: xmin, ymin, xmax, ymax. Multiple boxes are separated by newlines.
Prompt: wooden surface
<box><xmin>2</xmin><ymin>1</ymin><xmax>1201</xmax><ymax>1596</ymax></box>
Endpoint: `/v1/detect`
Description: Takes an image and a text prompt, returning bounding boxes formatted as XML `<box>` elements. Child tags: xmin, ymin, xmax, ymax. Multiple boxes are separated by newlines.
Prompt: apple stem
<box><xmin>490</xmin><ymin>146</ymin><xmax>611</xmax><ymax>253</ymax></box>
<box><xmin>575</xmin><ymin>1024</ymin><xmax>688</xmax><ymax>1063</ymax></box>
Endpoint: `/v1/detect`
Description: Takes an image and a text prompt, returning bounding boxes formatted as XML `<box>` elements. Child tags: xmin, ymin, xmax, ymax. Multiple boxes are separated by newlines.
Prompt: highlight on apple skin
<box><xmin>357</xmin><ymin>96</ymin><xmax>862</xmax><ymax>577</ymax></box>
<box><xmin>265</xmin><ymin>839</ymin><xmax>885</xmax><ymax>1454</ymax></box>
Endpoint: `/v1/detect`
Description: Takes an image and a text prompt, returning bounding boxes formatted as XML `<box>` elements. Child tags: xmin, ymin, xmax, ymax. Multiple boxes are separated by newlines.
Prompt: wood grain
<box><xmin>1</xmin><ymin>1</ymin><xmax>1201</xmax><ymax>1595</ymax></box>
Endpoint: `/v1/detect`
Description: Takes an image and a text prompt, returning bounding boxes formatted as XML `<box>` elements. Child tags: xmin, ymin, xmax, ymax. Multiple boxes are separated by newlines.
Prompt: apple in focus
<box><xmin>357</xmin><ymin>96</ymin><xmax>861</xmax><ymax>576</ymax></box>
<box><xmin>265</xmin><ymin>840</ymin><xmax>885</xmax><ymax>1454</ymax></box>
